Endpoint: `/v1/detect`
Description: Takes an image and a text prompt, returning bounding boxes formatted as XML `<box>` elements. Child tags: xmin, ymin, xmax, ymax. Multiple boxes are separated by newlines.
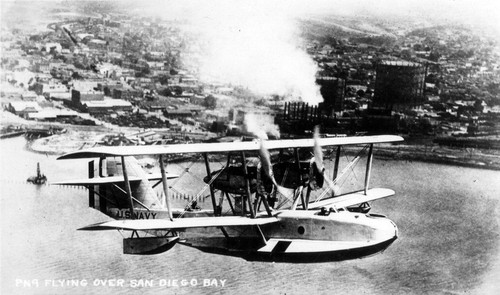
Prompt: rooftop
<box><xmin>379</xmin><ymin>60</ymin><xmax>422</xmax><ymax>67</ymax></box>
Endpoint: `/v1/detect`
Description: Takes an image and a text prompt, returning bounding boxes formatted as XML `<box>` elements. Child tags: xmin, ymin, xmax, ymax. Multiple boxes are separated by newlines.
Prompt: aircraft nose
<box><xmin>370</xmin><ymin>216</ymin><xmax>398</xmax><ymax>242</ymax></box>
<box><xmin>390</xmin><ymin>219</ymin><xmax>398</xmax><ymax>238</ymax></box>
<box><xmin>381</xmin><ymin>217</ymin><xmax>398</xmax><ymax>239</ymax></box>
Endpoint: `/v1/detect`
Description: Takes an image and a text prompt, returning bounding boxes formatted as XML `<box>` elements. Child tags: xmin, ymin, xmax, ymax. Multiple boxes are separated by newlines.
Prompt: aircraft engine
<box><xmin>308</xmin><ymin>161</ymin><xmax>325</xmax><ymax>190</ymax></box>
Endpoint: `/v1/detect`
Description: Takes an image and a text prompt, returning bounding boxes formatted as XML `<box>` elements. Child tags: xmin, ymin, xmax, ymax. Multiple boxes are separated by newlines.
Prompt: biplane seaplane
<box><xmin>54</xmin><ymin>131</ymin><xmax>403</xmax><ymax>262</ymax></box>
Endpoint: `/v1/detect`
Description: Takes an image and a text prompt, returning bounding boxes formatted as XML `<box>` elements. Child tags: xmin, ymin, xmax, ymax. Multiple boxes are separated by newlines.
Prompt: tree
<box><xmin>72</xmin><ymin>72</ymin><xmax>83</xmax><ymax>79</ymax></box>
<box><xmin>473</xmin><ymin>100</ymin><xmax>484</xmax><ymax>113</ymax></box>
<box><xmin>203</xmin><ymin>95</ymin><xmax>217</xmax><ymax>109</ymax></box>
<box><xmin>159</xmin><ymin>88</ymin><xmax>172</xmax><ymax>96</ymax></box>
<box><xmin>158</xmin><ymin>75</ymin><xmax>169</xmax><ymax>85</ymax></box>
<box><xmin>428</xmin><ymin>51</ymin><xmax>440</xmax><ymax>62</ymax></box>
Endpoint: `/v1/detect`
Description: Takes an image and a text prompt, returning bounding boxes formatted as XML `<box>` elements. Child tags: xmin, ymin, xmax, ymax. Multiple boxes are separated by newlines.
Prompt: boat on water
<box><xmin>27</xmin><ymin>162</ymin><xmax>47</xmax><ymax>184</ymax></box>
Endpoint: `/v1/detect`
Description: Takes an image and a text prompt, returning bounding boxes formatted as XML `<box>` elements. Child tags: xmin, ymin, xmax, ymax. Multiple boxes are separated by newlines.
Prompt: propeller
<box><xmin>313</xmin><ymin>126</ymin><xmax>324</xmax><ymax>172</ymax></box>
<box><xmin>258</xmin><ymin>139</ymin><xmax>290</xmax><ymax>199</ymax></box>
<box><xmin>259</xmin><ymin>140</ymin><xmax>278</xmax><ymax>188</ymax></box>
<box><xmin>309</xmin><ymin>126</ymin><xmax>325</xmax><ymax>190</ymax></box>
<box><xmin>311</xmin><ymin>126</ymin><xmax>343</xmax><ymax>196</ymax></box>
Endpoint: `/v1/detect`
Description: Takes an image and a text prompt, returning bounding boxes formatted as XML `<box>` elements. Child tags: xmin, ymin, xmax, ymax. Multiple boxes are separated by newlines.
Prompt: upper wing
<box><xmin>79</xmin><ymin>216</ymin><xmax>279</xmax><ymax>231</ymax></box>
<box><xmin>52</xmin><ymin>173</ymin><xmax>178</xmax><ymax>186</ymax></box>
<box><xmin>306</xmin><ymin>188</ymin><xmax>395</xmax><ymax>210</ymax></box>
<box><xmin>58</xmin><ymin>135</ymin><xmax>403</xmax><ymax>159</ymax></box>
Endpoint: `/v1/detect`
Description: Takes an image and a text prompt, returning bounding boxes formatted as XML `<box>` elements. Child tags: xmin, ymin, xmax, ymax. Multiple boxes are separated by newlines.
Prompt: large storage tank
<box><xmin>373</xmin><ymin>60</ymin><xmax>426</xmax><ymax>110</ymax></box>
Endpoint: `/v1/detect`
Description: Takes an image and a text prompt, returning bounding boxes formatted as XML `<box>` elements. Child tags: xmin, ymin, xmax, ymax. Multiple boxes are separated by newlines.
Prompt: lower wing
<box><xmin>79</xmin><ymin>216</ymin><xmax>279</xmax><ymax>231</ymax></box>
<box><xmin>306</xmin><ymin>188</ymin><xmax>395</xmax><ymax>210</ymax></box>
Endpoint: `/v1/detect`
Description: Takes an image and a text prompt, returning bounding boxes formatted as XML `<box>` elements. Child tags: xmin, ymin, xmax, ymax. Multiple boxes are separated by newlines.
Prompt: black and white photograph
<box><xmin>1</xmin><ymin>0</ymin><xmax>499</xmax><ymax>294</ymax></box>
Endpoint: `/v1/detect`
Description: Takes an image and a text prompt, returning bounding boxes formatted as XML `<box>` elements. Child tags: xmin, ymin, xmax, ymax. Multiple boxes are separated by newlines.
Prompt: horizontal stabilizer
<box><xmin>79</xmin><ymin>216</ymin><xmax>279</xmax><ymax>231</ymax></box>
<box><xmin>52</xmin><ymin>173</ymin><xmax>178</xmax><ymax>186</ymax></box>
<box><xmin>307</xmin><ymin>188</ymin><xmax>395</xmax><ymax>210</ymax></box>
<box><xmin>58</xmin><ymin>135</ymin><xmax>404</xmax><ymax>159</ymax></box>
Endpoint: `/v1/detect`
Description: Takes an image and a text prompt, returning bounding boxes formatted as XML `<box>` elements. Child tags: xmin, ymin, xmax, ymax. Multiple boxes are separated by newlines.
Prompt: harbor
<box><xmin>1</xmin><ymin>0</ymin><xmax>500</xmax><ymax>294</ymax></box>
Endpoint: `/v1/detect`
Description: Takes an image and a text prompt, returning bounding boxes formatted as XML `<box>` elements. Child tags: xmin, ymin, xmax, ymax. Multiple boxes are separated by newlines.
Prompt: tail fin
<box><xmin>55</xmin><ymin>157</ymin><xmax>168</xmax><ymax>216</ymax></box>
<box><xmin>109</xmin><ymin>157</ymin><xmax>163</xmax><ymax>209</ymax></box>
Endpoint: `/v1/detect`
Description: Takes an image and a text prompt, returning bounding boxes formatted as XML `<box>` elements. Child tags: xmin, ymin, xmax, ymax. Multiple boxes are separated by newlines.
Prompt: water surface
<box><xmin>1</xmin><ymin>137</ymin><xmax>499</xmax><ymax>294</ymax></box>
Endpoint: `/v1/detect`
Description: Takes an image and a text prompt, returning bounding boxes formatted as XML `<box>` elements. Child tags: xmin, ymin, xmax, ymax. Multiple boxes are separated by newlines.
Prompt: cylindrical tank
<box><xmin>374</xmin><ymin>60</ymin><xmax>426</xmax><ymax>110</ymax></box>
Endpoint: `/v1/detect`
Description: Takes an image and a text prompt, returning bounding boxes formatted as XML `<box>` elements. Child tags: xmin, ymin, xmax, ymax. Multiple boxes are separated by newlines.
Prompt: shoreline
<box><xmin>375</xmin><ymin>149</ymin><xmax>500</xmax><ymax>171</ymax></box>
<box><xmin>347</xmin><ymin>142</ymin><xmax>500</xmax><ymax>171</ymax></box>
<box><xmin>25</xmin><ymin>129</ymin><xmax>108</xmax><ymax>155</ymax></box>
<box><xmin>4</xmin><ymin>110</ymin><xmax>498</xmax><ymax>171</ymax></box>
<box><xmin>21</xmin><ymin>131</ymin><xmax>500</xmax><ymax>172</ymax></box>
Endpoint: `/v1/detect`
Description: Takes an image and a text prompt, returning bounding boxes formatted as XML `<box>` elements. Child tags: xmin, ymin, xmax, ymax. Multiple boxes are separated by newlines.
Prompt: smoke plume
<box><xmin>139</xmin><ymin>0</ymin><xmax>323</xmax><ymax>104</ymax></box>
<box><xmin>243</xmin><ymin>113</ymin><xmax>280</xmax><ymax>139</ymax></box>
<box><xmin>193</xmin><ymin>3</ymin><xmax>321</xmax><ymax>104</ymax></box>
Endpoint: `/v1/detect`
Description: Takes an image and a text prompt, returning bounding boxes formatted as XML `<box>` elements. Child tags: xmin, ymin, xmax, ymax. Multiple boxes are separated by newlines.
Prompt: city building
<box><xmin>27</xmin><ymin>109</ymin><xmax>79</xmax><ymax>121</ymax></box>
<box><xmin>21</xmin><ymin>91</ymin><xmax>38</xmax><ymax>101</ymax></box>
<box><xmin>112</xmin><ymin>88</ymin><xmax>143</xmax><ymax>100</ymax></box>
<box><xmin>71</xmin><ymin>89</ymin><xmax>105</xmax><ymax>103</ymax></box>
<box><xmin>32</xmin><ymin>82</ymin><xmax>68</xmax><ymax>96</ymax></box>
<box><xmin>82</xmin><ymin>99</ymin><xmax>132</xmax><ymax>114</ymax></box>
<box><xmin>316</xmin><ymin>76</ymin><xmax>346</xmax><ymax>113</ymax></box>
<box><xmin>7</xmin><ymin>101</ymin><xmax>42</xmax><ymax>118</ymax></box>
<box><xmin>164</xmin><ymin>109</ymin><xmax>193</xmax><ymax>119</ymax></box>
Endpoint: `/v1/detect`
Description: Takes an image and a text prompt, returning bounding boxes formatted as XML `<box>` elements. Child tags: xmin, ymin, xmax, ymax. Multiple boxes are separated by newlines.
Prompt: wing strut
<box><xmin>111</xmin><ymin>183</ymin><xmax>150</xmax><ymax>211</ymax></box>
<box><xmin>293</xmin><ymin>148</ymin><xmax>306</xmax><ymax>210</ymax></box>
<box><xmin>255</xmin><ymin>224</ymin><xmax>267</xmax><ymax>245</ymax></box>
<box><xmin>159</xmin><ymin>155</ymin><xmax>173</xmax><ymax>220</ymax></box>
<box><xmin>316</xmin><ymin>148</ymin><xmax>364</xmax><ymax>203</ymax></box>
<box><xmin>333</xmin><ymin>146</ymin><xmax>341</xmax><ymax>182</ymax></box>
<box><xmin>304</xmin><ymin>186</ymin><xmax>312</xmax><ymax>210</ymax></box>
<box><xmin>225</xmin><ymin>192</ymin><xmax>235</xmax><ymax>213</ymax></box>
<box><xmin>88</xmin><ymin>160</ymin><xmax>95</xmax><ymax>208</ymax></box>
<box><xmin>120</xmin><ymin>156</ymin><xmax>135</xmax><ymax>219</ymax></box>
<box><xmin>203</xmin><ymin>153</ymin><xmax>219</xmax><ymax>216</ymax></box>
<box><xmin>364</xmin><ymin>144</ymin><xmax>374</xmax><ymax>195</ymax></box>
<box><xmin>241</xmin><ymin>151</ymin><xmax>256</xmax><ymax>218</ymax></box>
<box><xmin>87</xmin><ymin>185</ymin><xmax>118</xmax><ymax>207</ymax></box>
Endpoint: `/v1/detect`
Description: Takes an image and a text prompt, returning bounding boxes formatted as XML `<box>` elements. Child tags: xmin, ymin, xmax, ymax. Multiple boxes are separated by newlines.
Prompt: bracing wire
<box><xmin>175</xmin><ymin>165</ymin><xmax>227</xmax><ymax>219</ymax></box>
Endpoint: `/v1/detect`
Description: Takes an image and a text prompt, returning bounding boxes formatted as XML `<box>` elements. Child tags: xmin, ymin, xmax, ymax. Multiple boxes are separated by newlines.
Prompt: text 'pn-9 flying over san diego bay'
<box><xmin>54</xmin><ymin>130</ymin><xmax>403</xmax><ymax>263</ymax></box>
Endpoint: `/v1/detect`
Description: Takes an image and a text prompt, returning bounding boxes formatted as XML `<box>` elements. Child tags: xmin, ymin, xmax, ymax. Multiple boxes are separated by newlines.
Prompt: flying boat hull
<box><xmin>179</xmin><ymin>210</ymin><xmax>398</xmax><ymax>262</ymax></box>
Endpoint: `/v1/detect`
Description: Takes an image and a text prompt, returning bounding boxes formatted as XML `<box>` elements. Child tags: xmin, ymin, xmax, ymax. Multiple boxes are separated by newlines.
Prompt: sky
<box><xmin>2</xmin><ymin>0</ymin><xmax>497</xmax><ymax>32</ymax></box>
<box><xmin>135</xmin><ymin>0</ymin><xmax>499</xmax><ymax>32</ymax></box>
